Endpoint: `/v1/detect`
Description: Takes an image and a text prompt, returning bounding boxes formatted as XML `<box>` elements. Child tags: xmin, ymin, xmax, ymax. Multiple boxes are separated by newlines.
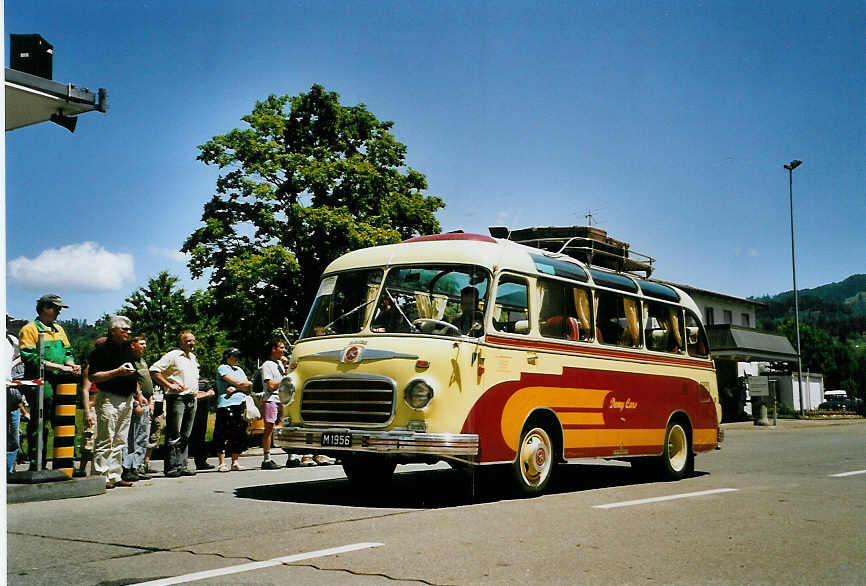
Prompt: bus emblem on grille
<box><xmin>341</xmin><ymin>345</ymin><xmax>362</xmax><ymax>363</ymax></box>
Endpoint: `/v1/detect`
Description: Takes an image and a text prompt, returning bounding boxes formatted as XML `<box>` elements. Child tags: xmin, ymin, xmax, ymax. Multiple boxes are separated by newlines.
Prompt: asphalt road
<box><xmin>6</xmin><ymin>419</ymin><xmax>865</xmax><ymax>585</ymax></box>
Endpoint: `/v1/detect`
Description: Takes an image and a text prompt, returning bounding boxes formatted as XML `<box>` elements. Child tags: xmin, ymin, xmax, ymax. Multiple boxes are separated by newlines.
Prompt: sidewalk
<box><xmin>7</xmin><ymin>448</ymin><xmax>336</xmax><ymax>504</ymax></box>
<box><xmin>721</xmin><ymin>416</ymin><xmax>865</xmax><ymax>431</ymax></box>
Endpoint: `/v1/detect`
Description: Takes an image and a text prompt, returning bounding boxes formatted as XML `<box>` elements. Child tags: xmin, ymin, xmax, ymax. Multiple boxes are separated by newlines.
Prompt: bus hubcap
<box><xmin>520</xmin><ymin>428</ymin><xmax>551</xmax><ymax>486</ymax></box>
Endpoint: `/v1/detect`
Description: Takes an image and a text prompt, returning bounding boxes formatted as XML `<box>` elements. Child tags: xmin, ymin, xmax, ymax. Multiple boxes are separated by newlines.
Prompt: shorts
<box><xmin>82</xmin><ymin>406</ymin><xmax>97</xmax><ymax>452</ymax></box>
<box><xmin>263</xmin><ymin>401</ymin><xmax>281</xmax><ymax>424</ymax></box>
<box><xmin>148</xmin><ymin>409</ymin><xmax>166</xmax><ymax>449</ymax></box>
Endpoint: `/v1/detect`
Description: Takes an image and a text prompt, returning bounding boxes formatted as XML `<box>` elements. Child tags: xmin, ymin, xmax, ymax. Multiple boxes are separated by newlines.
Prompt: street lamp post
<box><xmin>784</xmin><ymin>159</ymin><xmax>804</xmax><ymax>415</ymax></box>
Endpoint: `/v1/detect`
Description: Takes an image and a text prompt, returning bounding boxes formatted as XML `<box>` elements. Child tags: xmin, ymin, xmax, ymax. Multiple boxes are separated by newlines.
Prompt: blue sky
<box><xmin>5</xmin><ymin>1</ymin><xmax>864</xmax><ymax>323</ymax></box>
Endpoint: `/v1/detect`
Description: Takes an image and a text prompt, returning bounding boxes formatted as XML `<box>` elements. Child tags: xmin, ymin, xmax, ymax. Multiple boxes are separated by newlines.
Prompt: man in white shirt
<box><xmin>150</xmin><ymin>331</ymin><xmax>201</xmax><ymax>477</ymax></box>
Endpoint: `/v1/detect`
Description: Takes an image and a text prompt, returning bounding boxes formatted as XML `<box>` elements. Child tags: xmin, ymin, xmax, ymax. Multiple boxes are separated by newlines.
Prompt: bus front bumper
<box><xmin>273</xmin><ymin>426</ymin><xmax>480</xmax><ymax>457</ymax></box>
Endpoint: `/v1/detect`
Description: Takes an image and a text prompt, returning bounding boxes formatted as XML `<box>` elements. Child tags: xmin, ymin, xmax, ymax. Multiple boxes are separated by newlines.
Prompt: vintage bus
<box><xmin>273</xmin><ymin>232</ymin><xmax>722</xmax><ymax>495</ymax></box>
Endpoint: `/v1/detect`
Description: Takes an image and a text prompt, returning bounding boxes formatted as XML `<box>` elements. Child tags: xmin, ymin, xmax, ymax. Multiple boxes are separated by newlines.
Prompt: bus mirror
<box><xmin>687</xmin><ymin>327</ymin><xmax>699</xmax><ymax>344</ymax></box>
<box><xmin>514</xmin><ymin>320</ymin><xmax>530</xmax><ymax>334</ymax></box>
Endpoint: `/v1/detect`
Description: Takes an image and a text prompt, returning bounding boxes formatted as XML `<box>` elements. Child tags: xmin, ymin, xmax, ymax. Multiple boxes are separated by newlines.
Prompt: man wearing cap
<box><xmin>18</xmin><ymin>294</ymin><xmax>81</xmax><ymax>469</ymax></box>
<box><xmin>90</xmin><ymin>316</ymin><xmax>144</xmax><ymax>488</ymax></box>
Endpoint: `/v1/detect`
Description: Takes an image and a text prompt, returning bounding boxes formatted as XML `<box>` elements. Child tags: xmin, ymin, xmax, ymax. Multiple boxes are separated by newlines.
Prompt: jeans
<box><xmin>165</xmin><ymin>394</ymin><xmax>197</xmax><ymax>472</ymax></box>
<box><xmin>123</xmin><ymin>404</ymin><xmax>151</xmax><ymax>471</ymax></box>
<box><xmin>94</xmin><ymin>391</ymin><xmax>133</xmax><ymax>482</ymax></box>
<box><xmin>7</xmin><ymin>409</ymin><xmax>21</xmax><ymax>474</ymax></box>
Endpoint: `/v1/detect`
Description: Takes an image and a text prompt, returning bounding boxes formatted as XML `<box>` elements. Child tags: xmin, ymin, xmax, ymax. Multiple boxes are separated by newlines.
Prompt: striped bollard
<box><xmin>53</xmin><ymin>383</ymin><xmax>77</xmax><ymax>477</ymax></box>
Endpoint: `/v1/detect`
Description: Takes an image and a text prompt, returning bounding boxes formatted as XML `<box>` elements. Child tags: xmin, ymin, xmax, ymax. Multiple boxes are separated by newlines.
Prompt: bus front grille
<box><xmin>300</xmin><ymin>376</ymin><xmax>395</xmax><ymax>425</ymax></box>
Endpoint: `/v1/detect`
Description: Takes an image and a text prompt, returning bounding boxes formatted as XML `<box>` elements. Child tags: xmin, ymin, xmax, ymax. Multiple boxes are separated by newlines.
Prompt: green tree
<box><xmin>119</xmin><ymin>272</ymin><xmax>229</xmax><ymax>377</ymax></box>
<box><xmin>183</xmin><ymin>84</ymin><xmax>444</xmax><ymax>355</ymax></box>
<box><xmin>120</xmin><ymin>272</ymin><xmax>188</xmax><ymax>363</ymax></box>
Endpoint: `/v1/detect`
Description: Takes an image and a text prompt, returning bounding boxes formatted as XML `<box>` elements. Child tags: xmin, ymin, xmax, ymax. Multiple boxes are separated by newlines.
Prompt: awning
<box><xmin>5</xmin><ymin>68</ymin><xmax>107</xmax><ymax>131</ymax></box>
<box><xmin>707</xmin><ymin>324</ymin><xmax>798</xmax><ymax>362</ymax></box>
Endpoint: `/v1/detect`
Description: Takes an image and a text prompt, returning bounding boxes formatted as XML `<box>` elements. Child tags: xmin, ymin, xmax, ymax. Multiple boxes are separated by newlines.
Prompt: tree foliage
<box><xmin>120</xmin><ymin>272</ymin><xmax>228</xmax><ymax>377</ymax></box>
<box><xmin>183</xmin><ymin>85</ymin><xmax>444</xmax><ymax>355</ymax></box>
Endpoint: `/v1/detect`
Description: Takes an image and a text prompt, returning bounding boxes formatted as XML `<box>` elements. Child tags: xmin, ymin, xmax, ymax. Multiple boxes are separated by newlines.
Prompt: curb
<box><xmin>7</xmin><ymin>475</ymin><xmax>106</xmax><ymax>504</ymax></box>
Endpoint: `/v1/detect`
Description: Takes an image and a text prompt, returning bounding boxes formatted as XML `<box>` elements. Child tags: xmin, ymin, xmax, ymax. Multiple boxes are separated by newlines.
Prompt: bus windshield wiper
<box><xmin>385</xmin><ymin>288</ymin><xmax>418</xmax><ymax>332</ymax></box>
<box><xmin>323</xmin><ymin>298</ymin><xmax>376</xmax><ymax>331</ymax></box>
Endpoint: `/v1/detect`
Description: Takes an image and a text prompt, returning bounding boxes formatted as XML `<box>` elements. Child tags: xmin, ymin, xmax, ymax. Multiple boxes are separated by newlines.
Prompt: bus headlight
<box><xmin>279</xmin><ymin>376</ymin><xmax>296</xmax><ymax>406</ymax></box>
<box><xmin>404</xmin><ymin>379</ymin><xmax>434</xmax><ymax>410</ymax></box>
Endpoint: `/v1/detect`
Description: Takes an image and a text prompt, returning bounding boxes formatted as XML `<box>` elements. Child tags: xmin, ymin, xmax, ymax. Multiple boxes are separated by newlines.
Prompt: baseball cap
<box><xmin>224</xmin><ymin>347</ymin><xmax>241</xmax><ymax>356</ymax></box>
<box><xmin>38</xmin><ymin>294</ymin><xmax>69</xmax><ymax>308</ymax></box>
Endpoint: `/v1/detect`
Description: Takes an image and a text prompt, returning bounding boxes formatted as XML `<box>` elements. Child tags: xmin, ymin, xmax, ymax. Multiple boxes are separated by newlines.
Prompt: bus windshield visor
<box><xmin>300</xmin><ymin>269</ymin><xmax>384</xmax><ymax>339</ymax></box>
<box><xmin>370</xmin><ymin>264</ymin><xmax>490</xmax><ymax>337</ymax></box>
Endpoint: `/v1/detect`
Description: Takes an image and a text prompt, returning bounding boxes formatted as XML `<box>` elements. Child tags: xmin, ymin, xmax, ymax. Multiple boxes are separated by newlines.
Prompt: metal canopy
<box><xmin>707</xmin><ymin>324</ymin><xmax>798</xmax><ymax>363</ymax></box>
<box><xmin>5</xmin><ymin>68</ymin><xmax>107</xmax><ymax>131</ymax></box>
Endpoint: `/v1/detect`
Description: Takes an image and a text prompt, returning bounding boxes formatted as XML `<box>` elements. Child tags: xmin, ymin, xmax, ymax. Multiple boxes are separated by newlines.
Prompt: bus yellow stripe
<box><xmin>502</xmin><ymin>387</ymin><xmax>609</xmax><ymax>450</ymax></box>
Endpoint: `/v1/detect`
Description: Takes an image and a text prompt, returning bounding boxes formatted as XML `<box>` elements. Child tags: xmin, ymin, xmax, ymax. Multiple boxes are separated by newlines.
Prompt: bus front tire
<box><xmin>512</xmin><ymin>425</ymin><xmax>556</xmax><ymax>496</ymax></box>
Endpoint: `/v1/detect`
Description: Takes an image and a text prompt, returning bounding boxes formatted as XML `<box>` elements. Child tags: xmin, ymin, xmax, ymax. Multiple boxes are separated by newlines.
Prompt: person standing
<box><xmin>18</xmin><ymin>294</ymin><xmax>81</xmax><ymax>469</ymax></box>
<box><xmin>213</xmin><ymin>348</ymin><xmax>251</xmax><ymax>472</ymax></box>
<box><xmin>7</xmin><ymin>386</ymin><xmax>29</xmax><ymax>475</ymax></box>
<box><xmin>150</xmin><ymin>331</ymin><xmax>200</xmax><ymax>478</ymax></box>
<box><xmin>121</xmin><ymin>336</ymin><xmax>154</xmax><ymax>482</ymax></box>
<box><xmin>259</xmin><ymin>339</ymin><xmax>287</xmax><ymax>469</ymax></box>
<box><xmin>89</xmin><ymin>316</ymin><xmax>143</xmax><ymax>489</ymax></box>
<box><xmin>189</xmin><ymin>378</ymin><xmax>216</xmax><ymax>471</ymax></box>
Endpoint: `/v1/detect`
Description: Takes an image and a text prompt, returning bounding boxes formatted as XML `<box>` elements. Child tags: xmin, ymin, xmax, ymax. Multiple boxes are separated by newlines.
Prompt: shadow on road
<box><xmin>234</xmin><ymin>463</ymin><xmax>708</xmax><ymax>509</ymax></box>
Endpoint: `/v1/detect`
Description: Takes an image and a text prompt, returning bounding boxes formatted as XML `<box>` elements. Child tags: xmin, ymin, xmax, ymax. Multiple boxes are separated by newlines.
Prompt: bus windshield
<box><xmin>300</xmin><ymin>268</ymin><xmax>384</xmax><ymax>339</ymax></box>
<box><xmin>300</xmin><ymin>264</ymin><xmax>491</xmax><ymax>339</ymax></box>
<box><xmin>371</xmin><ymin>264</ymin><xmax>490</xmax><ymax>336</ymax></box>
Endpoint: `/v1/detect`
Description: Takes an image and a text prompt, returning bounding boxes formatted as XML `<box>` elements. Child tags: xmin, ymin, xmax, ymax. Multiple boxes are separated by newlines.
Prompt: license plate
<box><xmin>321</xmin><ymin>432</ymin><xmax>352</xmax><ymax>447</ymax></box>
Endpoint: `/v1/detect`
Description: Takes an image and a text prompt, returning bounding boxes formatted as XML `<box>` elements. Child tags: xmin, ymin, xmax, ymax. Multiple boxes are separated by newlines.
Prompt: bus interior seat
<box><xmin>565</xmin><ymin>317</ymin><xmax>579</xmax><ymax>341</ymax></box>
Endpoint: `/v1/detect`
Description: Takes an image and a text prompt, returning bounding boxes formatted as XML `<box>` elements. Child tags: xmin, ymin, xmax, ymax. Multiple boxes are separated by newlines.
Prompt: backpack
<box><xmin>251</xmin><ymin>368</ymin><xmax>264</xmax><ymax>397</ymax></box>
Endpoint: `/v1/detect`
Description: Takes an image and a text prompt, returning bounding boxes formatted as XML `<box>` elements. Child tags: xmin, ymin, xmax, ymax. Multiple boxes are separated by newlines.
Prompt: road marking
<box><xmin>829</xmin><ymin>469</ymin><xmax>866</xmax><ymax>478</ymax></box>
<box><xmin>594</xmin><ymin>488</ymin><xmax>739</xmax><ymax>509</ymax></box>
<box><xmin>133</xmin><ymin>542</ymin><xmax>384</xmax><ymax>586</ymax></box>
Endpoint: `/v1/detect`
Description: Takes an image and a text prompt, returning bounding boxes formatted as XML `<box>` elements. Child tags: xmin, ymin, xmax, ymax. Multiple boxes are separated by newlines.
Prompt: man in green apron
<box><xmin>18</xmin><ymin>294</ymin><xmax>81</xmax><ymax>469</ymax></box>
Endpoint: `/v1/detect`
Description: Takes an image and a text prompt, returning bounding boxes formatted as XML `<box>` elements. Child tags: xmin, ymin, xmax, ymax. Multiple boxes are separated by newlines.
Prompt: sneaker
<box><xmin>218</xmin><ymin>463</ymin><xmax>230</xmax><ymax>472</ymax></box>
<box><xmin>313</xmin><ymin>455</ymin><xmax>333</xmax><ymax>466</ymax></box>
<box><xmin>139</xmin><ymin>462</ymin><xmax>152</xmax><ymax>474</ymax></box>
<box><xmin>261</xmin><ymin>460</ymin><xmax>280</xmax><ymax>470</ymax></box>
<box><xmin>73</xmin><ymin>469</ymin><xmax>87</xmax><ymax>478</ymax></box>
<box><xmin>121</xmin><ymin>469</ymin><xmax>139</xmax><ymax>482</ymax></box>
<box><xmin>165</xmin><ymin>468</ymin><xmax>182</xmax><ymax>478</ymax></box>
<box><xmin>137</xmin><ymin>472</ymin><xmax>153</xmax><ymax>480</ymax></box>
<box><xmin>181</xmin><ymin>469</ymin><xmax>197</xmax><ymax>476</ymax></box>
<box><xmin>196</xmin><ymin>461</ymin><xmax>215</xmax><ymax>470</ymax></box>
<box><xmin>230</xmin><ymin>463</ymin><xmax>244</xmax><ymax>472</ymax></box>
<box><xmin>285</xmin><ymin>457</ymin><xmax>301</xmax><ymax>468</ymax></box>
<box><xmin>115</xmin><ymin>480</ymin><xmax>134</xmax><ymax>487</ymax></box>
<box><xmin>300</xmin><ymin>455</ymin><xmax>316</xmax><ymax>467</ymax></box>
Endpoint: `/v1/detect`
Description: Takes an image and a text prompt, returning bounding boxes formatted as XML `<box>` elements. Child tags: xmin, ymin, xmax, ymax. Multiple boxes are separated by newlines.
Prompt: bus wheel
<box><xmin>661</xmin><ymin>421</ymin><xmax>692</xmax><ymax>481</ymax></box>
<box><xmin>342</xmin><ymin>455</ymin><xmax>396</xmax><ymax>490</ymax></box>
<box><xmin>513</xmin><ymin>425</ymin><xmax>555</xmax><ymax>496</ymax></box>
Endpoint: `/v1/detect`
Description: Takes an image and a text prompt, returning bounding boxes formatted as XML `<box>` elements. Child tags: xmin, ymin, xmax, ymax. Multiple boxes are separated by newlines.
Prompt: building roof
<box><xmin>5</xmin><ymin>68</ymin><xmax>107</xmax><ymax>131</ymax></box>
<box><xmin>706</xmin><ymin>324</ymin><xmax>797</xmax><ymax>362</ymax></box>
<box><xmin>660</xmin><ymin>280</ymin><xmax>767</xmax><ymax>308</ymax></box>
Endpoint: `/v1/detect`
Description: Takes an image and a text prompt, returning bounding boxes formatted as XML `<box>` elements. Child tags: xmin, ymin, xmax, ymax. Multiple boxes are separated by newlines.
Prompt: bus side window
<box><xmin>538</xmin><ymin>279</ymin><xmax>592</xmax><ymax>342</ymax></box>
<box><xmin>596</xmin><ymin>291</ymin><xmax>641</xmax><ymax>348</ymax></box>
<box><xmin>686</xmin><ymin>311</ymin><xmax>709</xmax><ymax>357</ymax></box>
<box><xmin>645</xmin><ymin>301</ymin><xmax>684</xmax><ymax>354</ymax></box>
<box><xmin>493</xmin><ymin>275</ymin><xmax>530</xmax><ymax>335</ymax></box>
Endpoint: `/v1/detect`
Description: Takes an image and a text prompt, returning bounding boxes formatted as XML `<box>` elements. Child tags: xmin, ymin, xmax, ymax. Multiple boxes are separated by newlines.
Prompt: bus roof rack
<box><xmin>491</xmin><ymin>225</ymin><xmax>656</xmax><ymax>277</ymax></box>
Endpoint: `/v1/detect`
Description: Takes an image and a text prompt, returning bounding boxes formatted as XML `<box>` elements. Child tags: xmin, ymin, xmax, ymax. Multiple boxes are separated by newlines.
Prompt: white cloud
<box><xmin>8</xmin><ymin>242</ymin><xmax>135</xmax><ymax>291</ymax></box>
<box><xmin>147</xmin><ymin>246</ymin><xmax>190</xmax><ymax>263</ymax></box>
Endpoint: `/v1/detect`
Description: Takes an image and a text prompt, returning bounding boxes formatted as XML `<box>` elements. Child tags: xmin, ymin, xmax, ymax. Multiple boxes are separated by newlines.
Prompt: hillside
<box><xmin>754</xmin><ymin>274</ymin><xmax>866</xmax><ymax>341</ymax></box>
